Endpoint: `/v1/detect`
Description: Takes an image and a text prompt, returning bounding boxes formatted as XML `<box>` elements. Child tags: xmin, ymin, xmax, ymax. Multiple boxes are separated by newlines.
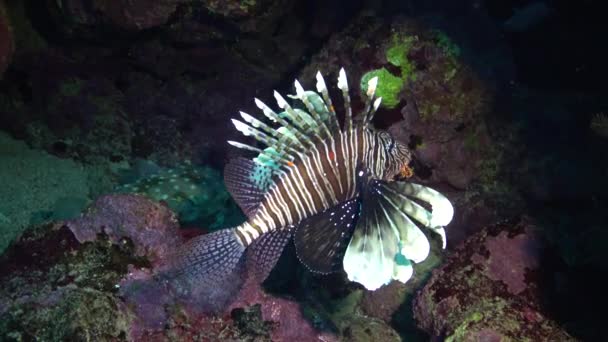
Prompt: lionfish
<box><xmin>161</xmin><ymin>68</ymin><xmax>453</xmax><ymax>309</ymax></box>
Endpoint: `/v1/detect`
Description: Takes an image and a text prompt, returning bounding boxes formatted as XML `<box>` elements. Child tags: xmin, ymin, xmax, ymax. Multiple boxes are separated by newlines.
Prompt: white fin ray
<box><xmin>289</xmin><ymin>79</ymin><xmax>333</xmax><ymax>140</ymax></box>
<box><xmin>227</xmin><ymin>140</ymin><xmax>263</xmax><ymax>153</ymax></box>
<box><xmin>337</xmin><ymin>68</ymin><xmax>353</xmax><ymax>131</ymax></box>
<box><xmin>254</xmin><ymin>97</ymin><xmax>310</xmax><ymax>150</ymax></box>
<box><xmin>380</xmin><ymin>182</ymin><xmax>452</xmax><ymax>250</ymax></box>
<box><xmin>240</xmin><ymin>111</ymin><xmax>306</xmax><ymax>154</ymax></box>
<box><xmin>274</xmin><ymin>91</ymin><xmax>315</xmax><ymax>132</ymax></box>
<box><xmin>343</xmin><ymin>209</ymin><xmax>398</xmax><ymax>291</ymax></box>
<box><xmin>342</xmin><ymin>178</ymin><xmax>453</xmax><ymax>290</ymax></box>
<box><xmin>360</xmin><ymin>76</ymin><xmax>379</xmax><ymax>126</ymax></box>
<box><xmin>315</xmin><ymin>71</ymin><xmax>340</xmax><ymax>132</ymax></box>
<box><xmin>230</xmin><ymin>119</ymin><xmax>299</xmax><ymax>171</ymax></box>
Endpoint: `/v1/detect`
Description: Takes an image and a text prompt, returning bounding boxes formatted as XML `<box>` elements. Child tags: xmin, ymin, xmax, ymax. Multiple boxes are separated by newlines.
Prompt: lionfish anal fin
<box><xmin>246</xmin><ymin>226</ymin><xmax>294</xmax><ymax>282</ymax></box>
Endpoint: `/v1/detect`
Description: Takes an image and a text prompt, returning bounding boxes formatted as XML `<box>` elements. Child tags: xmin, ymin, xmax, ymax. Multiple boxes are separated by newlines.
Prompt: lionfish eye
<box><xmin>379</xmin><ymin>131</ymin><xmax>395</xmax><ymax>152</ymax></box>
<box><xmin>388</xmin><ymin>138</ymin><xmax>396</xmax><ymax>152</ymax></box>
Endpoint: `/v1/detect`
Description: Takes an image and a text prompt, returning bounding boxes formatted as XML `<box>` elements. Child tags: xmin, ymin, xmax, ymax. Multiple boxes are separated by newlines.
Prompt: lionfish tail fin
<box><xmin>156</xmin><ymin>228</ymin><xmax>246</xmax><ymax>313</ymax></box>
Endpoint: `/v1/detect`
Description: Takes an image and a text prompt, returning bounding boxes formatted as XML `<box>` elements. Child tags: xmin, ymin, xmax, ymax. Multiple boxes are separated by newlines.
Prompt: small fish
<box><xmin>161</xmin><ymin>68</ymin><xmax>453</xmax><ymax>309</ymax></box>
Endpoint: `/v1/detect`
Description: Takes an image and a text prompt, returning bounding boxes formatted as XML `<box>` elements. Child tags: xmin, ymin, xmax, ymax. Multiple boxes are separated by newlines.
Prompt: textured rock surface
<box><xmin>229</xmin><ymin>276</ymin><xmax>340</xmax><ymax>341</ymax></box>
<box><xmin>48</xmin><ymin>0</ymin><xmax>184</xmax><ymax>32</ymax></box>
<box><xmin>413</xmin><ymin>217</ymin><xmax>575</xmax><ymax>341</ymax></box>
<box><xmin>0</xmin><ymin>223</ymin><xmax>140</xmax><ymax>340</ymax></box>
<box><xmin>0</xmin><ymin>0</ymin><xmax>13</xmax><ymax>77</ymax></box>
<box><xmin>298</xmin><ymin>13</ymin><xmax>505</xmax><ymax>192</ymax></box>
<box><xmin>66</xmin><ymin>194</ymin><xmax>182</xmax><ymax>264</ymax></box>
<box><xmin>0</xmin><ymin>132</ymin><xmax>94</xmax><ymax>254</ymax></box>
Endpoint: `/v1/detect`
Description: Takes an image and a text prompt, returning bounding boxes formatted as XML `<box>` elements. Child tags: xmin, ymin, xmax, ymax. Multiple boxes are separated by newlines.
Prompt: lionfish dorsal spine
<box><xmin>361</xmin><ymin>76</ymin><xmax>379</xmax><ymax>126</ymax></box>
<box><xmin>337</xmin><ymin>68</ymin><xmax>353</xmax><ymax>132</ymax></box>
<box><xmin>273</xmin><ymin>91</ymin><xmax>317</xmax><ymax>141</ymax></box>
<box><xmin>293</xmin><ymin>79</ymin><xmax>333</xmax><ymax>140</ymax></box>
<box><xmin>254</xmin><ymin>97</ymin><xmax>306</xmax><ymax>147</ymax></box>
<box><xmin>315</xmin><ymin>71</ymin><xmax>341</xmax><ymax>133</ymax></box>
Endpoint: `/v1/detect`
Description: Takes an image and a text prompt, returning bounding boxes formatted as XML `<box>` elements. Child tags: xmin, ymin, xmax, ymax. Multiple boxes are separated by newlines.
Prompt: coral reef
<box><xmin>0</xmin><ymin>195</ymin><xmax>274</xmax><ymax>340</ymax></box>
<box><xmin>0</xmin><ymin>223</ymin><xmax>139</xmax><ymax>340</ymax></box>
<box><xmin>47</xmin><ymin>0</ymin><xmax>183</xmax><ymax>34</ymax></box>
<box><xmin>299</xmin><ymin>13</ymin><xmax>496</xmax><ymax>193</ymax></box>
<box><xmin>115</xmin><ymin>162</ymin><xmax>243</xmax><ymax>228</ymax></box>
<box><xmin>0</xmin><ymin>193</ymin><xmax>401</xmax><ymax>340</ymax></box>
<box><xmin>1</xmin><ymin>0</ymin><xmax>606</xmax><ymax>340</ymax></box>
<box><xmin>0</xmin><ymin>132</ymin><xmax>105</xmax><ymax>254</ymax></box>
<box><xmin>30</xmin><ymin>73</ymin><xmax>133</xmax><ymax>165</ymax></box>
<box><xmin>228</xmin><ymin>276</ymin><xmax>340</xmax><ymax>341</ymax></box>
<box><xmin>66</xmin><ymin>194</ymin><xmax>182</xmax><ymax>264</ymax></box>
<box><xmin>413</xmin><ymin>217</ymin><xmax>575</xmax><ymax>341</ymax></box>
<box><xmin>44</xmin><ymin>0</ymin><xmax>293</xmax><ymax>38</ymax></box>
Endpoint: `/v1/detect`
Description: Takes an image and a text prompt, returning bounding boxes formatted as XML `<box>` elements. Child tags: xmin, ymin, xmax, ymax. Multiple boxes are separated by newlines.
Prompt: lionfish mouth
<box><xmin>395</xmin><ymin>164</ymin><xmax>414</xmax><ymax>181</ymax></box>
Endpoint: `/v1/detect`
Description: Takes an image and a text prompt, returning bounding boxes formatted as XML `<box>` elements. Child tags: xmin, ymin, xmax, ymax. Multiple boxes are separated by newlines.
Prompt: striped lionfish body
<box><xmin>162</xmin><ymin>69</ymin><xmax>453</xmax><ymax>310</ymax></box>
<box><xmin>233</xmin><ymin>125</ymin><xmax>403</xmax><ymax>244</ymax></box>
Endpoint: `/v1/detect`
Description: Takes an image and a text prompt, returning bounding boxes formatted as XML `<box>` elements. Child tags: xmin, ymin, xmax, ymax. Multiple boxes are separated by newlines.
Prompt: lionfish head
<box><xmin>377</xmin><ymin>131</ymin><xmax>413</xmax><ymax>181</ymax></box>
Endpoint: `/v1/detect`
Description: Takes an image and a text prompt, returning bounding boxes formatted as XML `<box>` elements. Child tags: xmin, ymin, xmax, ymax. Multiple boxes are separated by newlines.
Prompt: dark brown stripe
<box><xmin>295</xmin><ymin>155</ymin><xmax>324</xmax><ymax>212</ymax></box>
<box><xmin>277</xmin><ymin>178</ymin><xmax>301</xmax><ymax>222</ymax></box>
<box><xmin>261</xmin><ymin>192</ymin><xmax>283</xmax><ymax>228</ymax></box>
<box><xmin>317</xmin><ymin>141</ymin><xmax>343</xmax><ymax>203</ymax></box>
<box><xmin>234</xmin><ymin>229</ymin><xmax>249</xmax><ymax>246</ymax></box>
<box><xmin>335</xmin><ymin>132</ymin><xmax>349</xmax><ymax>198</ymax></box>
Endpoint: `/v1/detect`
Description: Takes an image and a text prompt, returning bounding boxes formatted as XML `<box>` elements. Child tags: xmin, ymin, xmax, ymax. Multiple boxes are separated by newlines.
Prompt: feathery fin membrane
<box><xmin>294</xmin><ymin>198</ymin><xmax>359</xmax><ymax>274</ymax></box>
<box><xmin>224</xmin><ymin>157</ymin><xmax>269</xmax><ymax>218</ymax></box>
<box><xmin>157</xmin><ymin>229</ymin><xmax>246</xmax><ymax>313</ymax></box>
<box><xmin>246</xmin><ymin>227</ymin><xmax>294</xmax><ymax>283</ymax></box>
<box><xmin>229</xmin><ymin>69</ymin><xmax>351</xmax><ymax>177</ymax></box>
<box><xmin>343</xmin><ymin>169</ymin><xmax>453</xmax><ymax>290</ymax></box>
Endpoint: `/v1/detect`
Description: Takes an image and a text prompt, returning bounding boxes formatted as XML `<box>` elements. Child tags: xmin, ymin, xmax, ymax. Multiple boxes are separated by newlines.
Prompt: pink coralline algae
<box><xmin>118</xmin><ymin>259</ymin><xmax>341</xmax><ymax>342</ymax></box>
<box><xmin>472</xmin><ymin>229</ymin><xmax>541</xmax><ymax>294</ymax></box>
<box><xmin>413</xmin><ymin>217</ymin><xmax>575</xmax><ymax>341</ymax></box>
<box><xmin>229</xmin><ymin>276</ymin><xmax>339</xmax><ymax>342</ymax></box>
<box><xmin>66</xmin><ymin>194</ymin><xmax>182</xmax><ymax>264</ymax></box>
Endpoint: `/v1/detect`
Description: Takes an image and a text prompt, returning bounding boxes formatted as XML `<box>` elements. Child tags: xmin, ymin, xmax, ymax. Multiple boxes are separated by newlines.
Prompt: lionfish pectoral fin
<box><xmin>224</xmin><ymin>157</ymin><xmax>271</xmax><ymax>218</ymax></box>
<box><xmin>246</xmin><ymin>226</ymin><xmax>294</xmax><ymax>283</ymax></box>
<box><xmin>379</xmin><ymin>182</ymin><xmax>453</xmax><ymax>249</ymax></box>
<box><xmin>343</xmin><ymin>178</ymin><xmax>454</xmax><ymax>291</ymax></box>
<box><xmin>343</xmin><ymin>179</ymin><xmax>408</xmax><ymax>291</ymax></box>
<box><xmin>294</xmin><ymin>198</ymin><xmax>360</xmax><ymax>274</ymax></box>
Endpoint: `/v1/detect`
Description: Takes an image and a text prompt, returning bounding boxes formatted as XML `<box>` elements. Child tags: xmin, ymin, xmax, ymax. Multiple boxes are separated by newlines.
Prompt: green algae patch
<box><xmin>360</xmin><ymin>68</ymin><xmax>404</xmax><ymax>109</ymax></box>
<box><xmin>445</xmin><ymin>311</ymin><xmax>485</xmax><ymax>342</ymax></box>
<box><xmin>386</xmin><ymin>34</ymin><xmax>417</xmax><ymax>81</ymax></box>
<box><xmin>434</xmin><ymin>30</ymin><xmax>461</xmax><ymax>58</ymax></box>
<box><xmin>360</xmin><ymin>34</ymin><xmax>419</xmax><ymax>109</ymax></box>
